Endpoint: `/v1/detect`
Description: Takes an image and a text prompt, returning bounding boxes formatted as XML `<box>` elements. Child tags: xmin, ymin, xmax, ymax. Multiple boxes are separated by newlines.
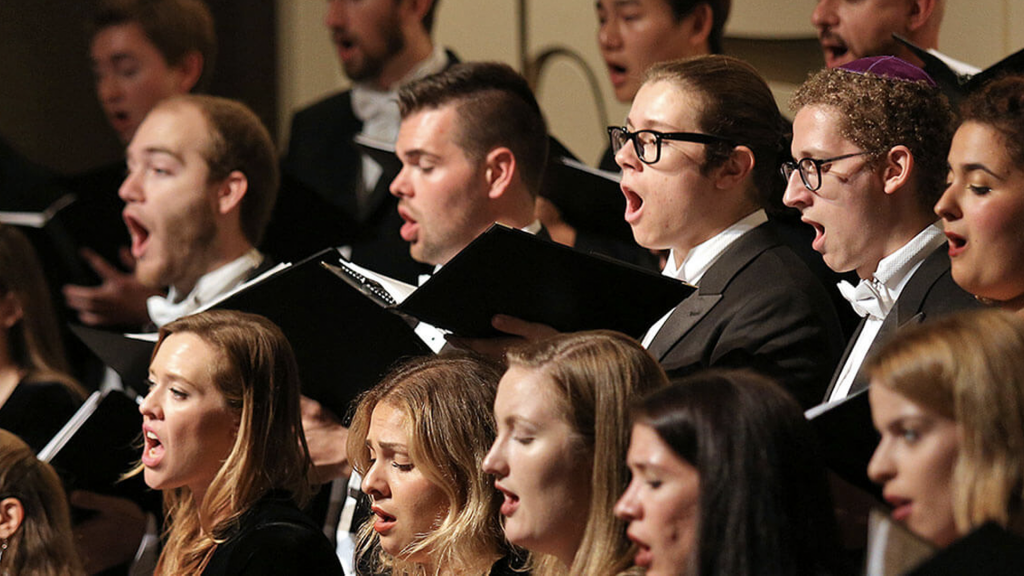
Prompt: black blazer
<box><xmin>645</xmin><ymin>222</ymin><xmax>845</xmax><ymax>409</ymax></box>
<box><xmin>823</xmin><ymin>245</ymin><xmax>981</xmax><ymax>400</ymax></box>
<box><xmin>201</xmin><ymin>494</ymin><xmax>343</xmax><ymax>576</ymax></box>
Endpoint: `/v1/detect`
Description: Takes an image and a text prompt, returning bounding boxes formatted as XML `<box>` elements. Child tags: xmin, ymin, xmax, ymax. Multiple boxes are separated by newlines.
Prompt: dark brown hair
<box><xmin>398</xmin><ymin>62</ymin><xmax>549</xmax><ymax>197</ymax></box>
<box><xmin>88</xmin><ymin>0</ymin><xmax>216</xmax><ymax>91</ymax></box>
<box><xmin>959</xmin><ymin>74</ymin><xmax>1024</xmax><ymax>169</ymax></box>
<box><xmin>668</xmin><ymin>0</ymin><xmax>731</xmax><ymax>54</ymax></box>
<box><xmin>645</xmin><ymin>55</ymin><xmax>787</xmax><ymax>209</ymax></box>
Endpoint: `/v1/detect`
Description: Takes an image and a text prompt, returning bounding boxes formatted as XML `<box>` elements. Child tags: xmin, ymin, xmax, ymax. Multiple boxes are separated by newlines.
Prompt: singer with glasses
<box><xmin>780</xmin><ymin>151</ymin><xmax>871</xmax><ymax>193</ymax></box>
<box><xmin>609</xmin><ymin>54</ymin><xmax>844</xmax><ymax>408</ymax></box>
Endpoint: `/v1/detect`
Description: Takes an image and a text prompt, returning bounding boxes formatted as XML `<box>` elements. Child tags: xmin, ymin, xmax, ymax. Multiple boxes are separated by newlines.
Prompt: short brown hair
<box><xmin>792</xmin><ymin>67</ymin><xmax>955</xmax><ymax>209</ymax></box>
<box><xmin>398</xmin><ymin>62</ymin><xmax>549</xmax><ymax>197</ymax></box>
<box><xmin>644</xmin><ymin>55</ymin><xmax>788</xmax><ymax>209</ymax></box>
<box><xmin>157</xmin><ymin>95</ymin><xmax>279</xmax><ymax>247</ymax></box>
<box><xmin>89</xmin><ymin>0</ymin><xmax>217</xmax><ymax>91</ymax></box>
<box><xmin>959</xmin><ymin>74</ymin><xmax>1024</xmax><ymax>169</ymax></box>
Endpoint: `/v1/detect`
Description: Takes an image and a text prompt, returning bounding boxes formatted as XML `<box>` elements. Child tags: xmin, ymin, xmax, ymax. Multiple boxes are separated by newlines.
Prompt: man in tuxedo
<box><xmin>62</xmin><ymin>0</ymin><xmax>217</xmax><ymax>328</ymax></box>
<box><xmin>280</xmin><ymin>0</ymin><xmax>453</xmax><ymax>282</ymax></box>
<box><xmin>811</xmin><ymin>0</ymin><xmax>946</xmax><ymax>69</ymax></box>
<box><xmin>116</xmin><ymin>94</ymin><xmax>278</xmax><ymax>328</ymax></box>
<box><xmin>783</xmin><ymin>56</ymin><xmax>978</xmax><ymax>404</ymax></box>
<box><xmin>391</xmin><ymin>61</ymin><xmax>547</xmax><ymax>268</ymax></box>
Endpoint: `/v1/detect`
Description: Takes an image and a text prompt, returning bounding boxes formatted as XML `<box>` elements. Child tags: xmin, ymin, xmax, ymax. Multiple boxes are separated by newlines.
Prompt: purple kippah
<box><xmin>838</xmin><ymin>56</ymin><xmax>937</xmax><ymax>87</ymax></box>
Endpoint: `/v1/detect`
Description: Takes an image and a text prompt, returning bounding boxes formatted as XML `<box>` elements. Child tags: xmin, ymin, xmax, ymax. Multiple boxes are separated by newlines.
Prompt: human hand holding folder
<box><xmin>446</xmin><ymin>314</ymin><xmax>560</xmax><ymax>359</ymax></box>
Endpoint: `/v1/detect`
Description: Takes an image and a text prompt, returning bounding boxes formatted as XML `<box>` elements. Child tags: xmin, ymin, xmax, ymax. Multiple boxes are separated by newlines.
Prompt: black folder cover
<box><xmin>70</xmin><ymin>324</ymin><xmax>155</xmax><ymax>398</ymax></box>
<box><xmin>907</xmin><ymin>522</ymin><xmax>1024</xmax><ymax>575</ymax></box>
<box><xmin>396</xmin><ymin>224</ymin><xmax>693</xmax><ymax>339</ymax></box>
<box><xmin>208</xmin><ymin>249</ymin><xmax>431</xmax><ymax>417</ymax></box>
<box><xmin>806</xmin><ymin>389</ymin><xmax>881</xmax><ymax>499</ymax></box>
<box><xmin>893</xmin><ymin>35</ymin><xmax>1024</xmax><ymax>104</ymax></box>
<box><xmin>40</xmin><ymin>389</ymin><xmax>146</xmax><ymax>502</ymax></box>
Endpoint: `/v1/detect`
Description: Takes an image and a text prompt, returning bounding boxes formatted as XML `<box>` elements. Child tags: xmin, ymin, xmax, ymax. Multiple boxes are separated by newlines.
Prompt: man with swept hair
<box><xmin>391</xmin><ymin>61</ymin><xmax>548</xmax><ymax>267</ymax></box>
<box><xmin>783</xmin><ymin>56</ymin><xmax>978</xmax><ymax>404</ymax></box>
<box><xmin>282</xmin><ymin>0</ymin><xmax>453</xmax><ymax>282</ymax></box>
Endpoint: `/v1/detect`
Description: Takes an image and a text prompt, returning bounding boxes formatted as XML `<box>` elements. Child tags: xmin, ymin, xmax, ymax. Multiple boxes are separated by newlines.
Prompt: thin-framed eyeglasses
<box><xmin>607</xmin><ymin>126</ymin><xmax>732</xmax><ymax>165</ymax></box>
<box><xmin>780</xmin><ymin>151</ymin><xmax>871</xmax><ymax>192</ymax></box>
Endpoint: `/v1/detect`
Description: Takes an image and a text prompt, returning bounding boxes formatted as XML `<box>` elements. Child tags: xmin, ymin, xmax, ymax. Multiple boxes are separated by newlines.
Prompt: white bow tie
<box><xmin>351</xmin><ymin>87</ymin><xmax>399</xmax><ymax>142</ymax></box>
<box><xmin>837</xmin><ymin>278</ymin><xmax>895</xmax><ymax>321</ymax></box>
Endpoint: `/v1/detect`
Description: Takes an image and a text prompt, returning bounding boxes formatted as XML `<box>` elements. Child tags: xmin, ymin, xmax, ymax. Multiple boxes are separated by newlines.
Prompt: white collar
<box><xmin>147</xmin><ymin>249</ymin><xmax>264</xmax><ymax>327</ymax></box>
<box><xmin>663</xmin><ymin>210</ymin><xmax>768</xmax><ymax>285</ymax></box>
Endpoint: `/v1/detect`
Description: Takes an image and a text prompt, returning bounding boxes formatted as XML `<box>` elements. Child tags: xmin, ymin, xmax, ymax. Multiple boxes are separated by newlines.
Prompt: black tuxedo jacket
<box><xmin>824</xmin><ymin>245</ymin><xmax>981</xmax><ymax>400</ymax></box>
<box><xmin>645</xmin><ymin>223</ymin><xmax>845</xmax><ymax>409</ymax></box>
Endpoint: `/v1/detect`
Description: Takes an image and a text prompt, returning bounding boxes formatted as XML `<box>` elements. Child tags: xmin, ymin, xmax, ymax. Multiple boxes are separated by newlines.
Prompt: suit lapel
<box><xmin>824</xmin><ymin>319</ymin><xmax>866</xmax><ymax>399</ymax></box>
<box><xmin>646</xmin><ymin>223</ymin><xmax>778</xmax><ymax>361</ymax></box>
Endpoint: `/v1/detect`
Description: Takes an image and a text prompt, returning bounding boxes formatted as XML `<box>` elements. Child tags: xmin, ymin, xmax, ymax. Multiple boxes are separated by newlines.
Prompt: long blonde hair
<box><xmin>867</xmin><ymin>309</ymin><xmax>1024</xmax><ymax>537</ymax></box>
<box><xmin>346</xmin><ymin>354</ymin><xmax>507</xmax><ymax>576</ymax></box>
<box><xmin>506</xmin><ymin>330</ymin><xmax>669</xmax><ymax>576</ymax></box>
<box><xmin>0</xmin><ymin>429</ymin><xmax>84</xmax><ymax>576</ymax></box>
<box><xmin>141</xmin><ymin>310</ymin><xmax>314</xmax><ymax>574</ymax></box>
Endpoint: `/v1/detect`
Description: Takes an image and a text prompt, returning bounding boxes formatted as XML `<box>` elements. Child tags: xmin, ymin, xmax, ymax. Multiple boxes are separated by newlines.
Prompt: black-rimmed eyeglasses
<box><xmin>780</xmin><ymin>152</ymin><xmax>871</xmax><ymax>192</ymax></box>
<box><xmin>607</xmin><ymin>126</ymin><xmax>732</xmax><ymax>165</ymax></box>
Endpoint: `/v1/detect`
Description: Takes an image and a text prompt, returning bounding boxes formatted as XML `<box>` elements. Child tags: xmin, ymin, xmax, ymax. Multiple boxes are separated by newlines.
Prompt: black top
<box><xmin>0</xmin><ymin>379</ymin><xmax>82</xmax><ymax>452</ymax></box>
<box><xmin>201</xmin><ymin>494</ymin><xmax>343</xmax><ymax>576</ymax></box>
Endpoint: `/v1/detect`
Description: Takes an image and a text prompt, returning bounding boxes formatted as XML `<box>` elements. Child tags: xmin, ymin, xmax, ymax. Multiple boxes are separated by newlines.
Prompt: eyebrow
<box><xmin>141</xmin><ymin>146</ymin><xmax>187</xmax><ymax>165</ymax></box>
<box><xmin>960</xmin><ymin>162</ymin><xmax>1006</xmax><ymax>180</ymax></box>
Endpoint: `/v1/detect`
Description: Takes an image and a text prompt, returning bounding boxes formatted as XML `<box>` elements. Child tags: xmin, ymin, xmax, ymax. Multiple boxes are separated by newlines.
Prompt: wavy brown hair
<box><xmin>0</xmin><ymin>429</ymin><xmax>84</xmax><ymax>576</ymax></box>
<box><xmin>141</xmin><ymin>310</ymin><xmax>313</xmax><ymax>575</ymax></box>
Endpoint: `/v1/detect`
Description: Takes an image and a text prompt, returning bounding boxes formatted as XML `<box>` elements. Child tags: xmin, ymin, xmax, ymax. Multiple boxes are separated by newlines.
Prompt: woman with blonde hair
<box><xmin>483</xmin><ymin>330</ymin><xmax>669</xmax><ymax>575</ymax></box>
<box><xmin>136</xmin><ymin>309</ymin><xmax>341</xmax><ymax>574</ymax></box>
<box><xmin>867</xmin><ymin>308</ymin><xmax>1024</xmax><ymax>546</ymax></box>
<box><xmin>0</xmin><ymin>429</ymin><xmax>84</xmax><ymax>575</ymax></box>
<box><xmin>0</xmin><ymin>224</ymin><xmax>84</xmax><ymax>451</ymax></box>
<box><xmin>346</xmin><ymin>353</ymin><xmax>513</xmax><ymax>576</ymax></box>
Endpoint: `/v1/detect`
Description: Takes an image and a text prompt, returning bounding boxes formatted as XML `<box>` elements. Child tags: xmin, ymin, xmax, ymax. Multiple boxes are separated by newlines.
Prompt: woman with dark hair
<box><xmin>615</xmin><ymin>369</ymin><xmax>843</xmax><ymax>575</ymax></box>
<box><xmin>483</xmin><ymin>330</ymin><xmax>668</xmax><ymax>575</ymax></box>
<box><xmin>135</xmin><ymin>309</ymin><xmax>341</xmax><ymax>575</ymax></box>
<box><xmin>0</xmin><ymin>429</ymin><xmax>84</xmax><ymax>575</ymax></box>
<box><xmin>346</xmin><ymin>353</ymin><xmax>514</xmax><ymax>576</ymax></box>
<box><xmin>0</xmin><ymin>224</ymin><xmax>84</xmax><ymax>452</ymax></box>
<box><xmin>935</xmin><ymin>74</ymin><xmax>1024</xmax><ymax>315</ymax></box>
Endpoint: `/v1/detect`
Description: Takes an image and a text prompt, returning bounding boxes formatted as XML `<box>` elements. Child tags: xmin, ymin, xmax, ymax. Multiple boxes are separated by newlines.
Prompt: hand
<box><xmin>62</xmin><ymin>248</ymin><xmax>160</xmax><ymax>327</ymax></box>
<box><xmin>445</xmin><ymin>315</ymin><xmax>560</xmax><ymax>360</ymax></box>
<box><xmin>535</xmin><ymin>197</ymin><xmax>577</xmax><ymax>247</ymax></box>
<box><xmin>301</xmin><ymin>395</ymin><xmax>351</xmax><ymax>483</ymax></box>
<box><xmin>71</xmin><ymin>490</ymin><xmax>147</xmax><ymax>574</ymax></box>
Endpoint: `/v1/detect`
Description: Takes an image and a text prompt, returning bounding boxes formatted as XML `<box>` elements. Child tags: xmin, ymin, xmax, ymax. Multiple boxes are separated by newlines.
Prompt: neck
<box><xmin>856</xmin><ymin>214</ymin><xmax>935</xmax><ymax>280</ymax></box>
<box><xmin>1001</xmin><ymin>293</ymin><xmax>1024</xmax><ymax>317</ymax></box>
<box><xmin>173</xmin><ymin>240</ymin><xmax>254</xmax><ymax>296</ymax></box>
<box><xmin>372</xmin><ymin>35</ymin><xmax>434</xmax><ymax>91</ymax></box>
<box><xmin>672</xmin><ymin>203</ymin><xmax>758</xmax><ymax>267</ymax></box>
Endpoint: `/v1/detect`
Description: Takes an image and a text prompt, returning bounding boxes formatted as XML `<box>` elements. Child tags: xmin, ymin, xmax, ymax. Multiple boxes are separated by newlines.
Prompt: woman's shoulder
<box><xmin>203</xmin><ymin>496</ymin><xmax>344</xmax><ymax>576</ymax></box>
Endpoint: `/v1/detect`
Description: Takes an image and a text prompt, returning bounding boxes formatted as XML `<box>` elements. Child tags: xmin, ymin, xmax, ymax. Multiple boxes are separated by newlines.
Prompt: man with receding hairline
<box><xmin>811</xmin><ymin>0</ymin><xmax>950</xmax><ymax>69</ymax></box>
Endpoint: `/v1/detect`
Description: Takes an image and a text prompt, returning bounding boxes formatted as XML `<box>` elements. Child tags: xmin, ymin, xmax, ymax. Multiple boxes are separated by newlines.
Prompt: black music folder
<box><xmin>907</xmin><ymin>522</ymin><xmax>1024</xmax><ymax>575</ymax></box>
<box><xmin>806</xmin><ymin>388</ymin><xmax>882</xmax><ymax>499</ymax></box>
<box><xmin>393</xmin><ymin>224</ymin><xmax>693</xmax><ymax>339</ymax></box>
<box><xmin>38</xmin><ymin>389</ymin><xmax>146</xmax><ymax>502</ymax></box>
<box><xmin>893</xmin><ymin>35</ymin><xmax>1024</xmax><ymax>104</ymax></box>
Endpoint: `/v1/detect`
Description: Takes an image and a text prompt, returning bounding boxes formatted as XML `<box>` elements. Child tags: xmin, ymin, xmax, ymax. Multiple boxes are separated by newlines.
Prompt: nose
<box><xmin>934</xmin><ymin>185</ymin><xmax>961</xmax><ymax>222</ymax></box>
<box><xmin>613</xmin><ymin>478</ymin><xmax>642</xmax><ymax>521</ymax></box>
<box><xmin>782</xmin><ymin>169</ymin><xmax>812</xmax><ymax>210</ymax></box>
<box><xmin>481</xmin><ymin>438</ymin><xmax>508</xmax><ymax>477</ymax></box>
<box><xmin>96</xmin><ymin>72</ymin><xmax>123</xmax><ymax>106</ymax></box>
<box><xmin>389</xmin><ymin>165</ymin><xmax>411</xmax><ymax>199</ymax></box>
<box><xmin>866</xmin><ymin>437</ymin><xmax>896</xmax><ymax>486</ymax></box>
<box><xmin>598</xmin><ymin>15</ymin><xmax>621</xmax><ymax>50</ymax></box>
<box><xmin>139</xmin><ymin>386</ymin><xmax>161</xmax><ymax>419</ymax></box>
<box><xmin>811</xmin><ymin>0</ymin><xmax>837</xmax><ymax>28</ymax></box>
<box><xmin>361</xmin><ymin>459</ymin><xmax>390</xmax><ymax>499</ymax></box>
<box><xmin>119</xmin><ymin>167</ymin><xmax>144</xmax><ymax>203</ymax></box>
<box><xmin>614</xmin><ymin>135</ymin><xmax>641</xmax><ymax>172</ymax></box>
<box><xmin>325</xmin><ymin>0</ymin><xmax>346</xmax><ymax>30</ymax></box>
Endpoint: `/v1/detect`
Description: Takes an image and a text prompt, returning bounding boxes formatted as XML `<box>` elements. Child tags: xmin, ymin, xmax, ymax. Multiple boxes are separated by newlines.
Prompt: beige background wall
<box><xmin>278</xmin><ymin>0</ymin><xmax>1023</xmax><ymax>166</ymax></box>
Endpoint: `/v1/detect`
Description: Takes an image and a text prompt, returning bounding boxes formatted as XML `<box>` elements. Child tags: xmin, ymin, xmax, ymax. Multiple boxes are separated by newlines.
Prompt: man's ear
<box><xmin>713</xmin><ymin>145</ymin><xmax>756</xmax><ymax>191</ymax></box>
<box><xmin>215</xmin><ymin>171</ymin><xmax>249</xmax><ymax>216</ymax></box>
<box><xmin>402</xmin><ymin>0</ymin><xmax>434</xmax><ymax>28</ymax></box>
<box><xmin>882</xmin><ymin>145</ymin><xmax>914</xmax><ymax>195</ymax></box>
<box><xmin>173</xmin><ymin>51</ymin><xmax>204</xmax><ymax>93</ymax></box>
<box><xmin>484</xmin><ymin>147</ymin><xmax>516</xmax><ymax>200</ymax></box>
<box><xmin>905</xmin><ymin>0</ymin><xmax>938</xmax><ymax>32</ymax></box>
<box><xmin>0</xmin><ymin>292</ymin><xmax>23</xmax><ymax>330</ymax></box>
<box><xmin>0</xmin><ymin>497</ymin><xmax>24</xmax><ymax>540</ymax></box>
<box><xmin>679</xmin><ymin>3</ymin><xmax>714</xmax><ymax>50</ymax></box>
